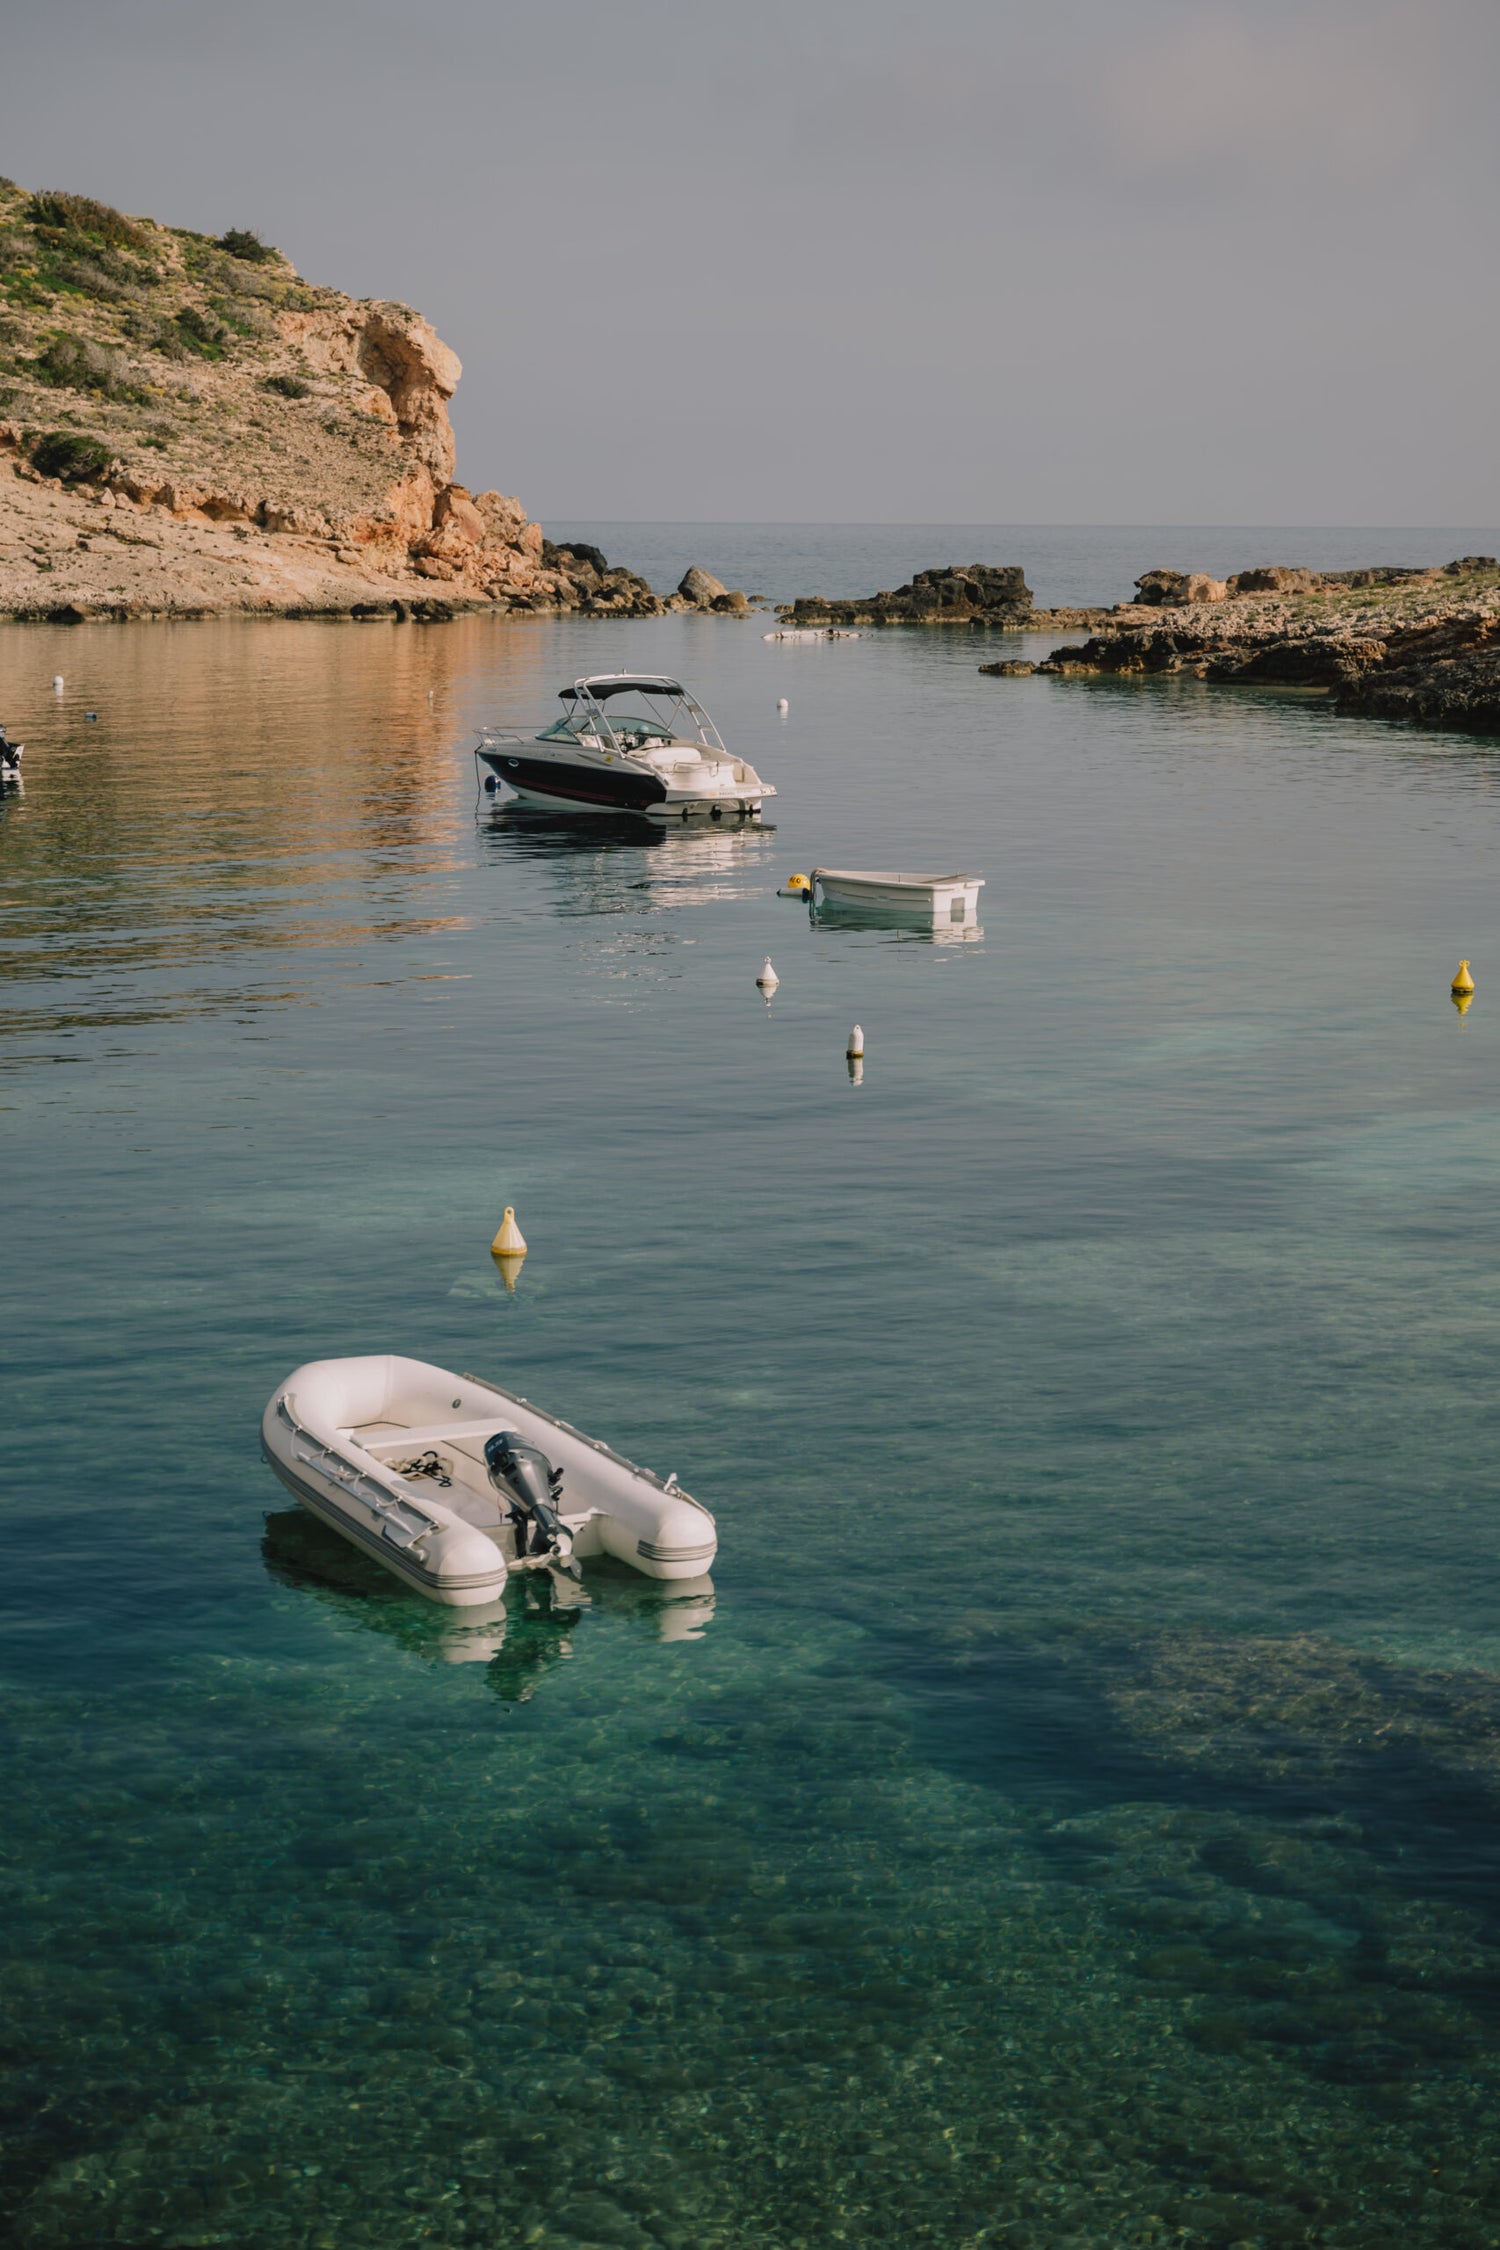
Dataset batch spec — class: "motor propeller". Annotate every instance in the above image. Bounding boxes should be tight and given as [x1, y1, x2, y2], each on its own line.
[483, 1430, 580, 1578]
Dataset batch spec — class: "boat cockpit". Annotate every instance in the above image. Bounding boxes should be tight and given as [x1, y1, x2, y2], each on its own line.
[546, 676, 727, 759]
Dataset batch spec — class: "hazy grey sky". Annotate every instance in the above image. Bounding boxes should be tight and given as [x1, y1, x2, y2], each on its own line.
[3, 0, 1495, 523]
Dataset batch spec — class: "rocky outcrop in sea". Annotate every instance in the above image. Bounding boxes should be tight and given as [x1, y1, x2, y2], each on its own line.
[781, 563, 1035, 628]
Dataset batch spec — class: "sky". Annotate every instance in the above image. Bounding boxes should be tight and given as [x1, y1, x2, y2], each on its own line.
[1, 0, 1495, 525]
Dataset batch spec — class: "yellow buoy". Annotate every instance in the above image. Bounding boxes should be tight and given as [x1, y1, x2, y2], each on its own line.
[786, 873, 810, 893]
[1453, 959, 1476, 995]
[491, 1204, 527, 1255]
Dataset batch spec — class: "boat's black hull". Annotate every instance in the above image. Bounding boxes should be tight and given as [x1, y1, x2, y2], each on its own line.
[479, 749, 668, 812]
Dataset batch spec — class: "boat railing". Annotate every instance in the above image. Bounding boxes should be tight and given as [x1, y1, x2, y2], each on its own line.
[277, 1395, 442, 1549]
[460, 1371, 714, 1523]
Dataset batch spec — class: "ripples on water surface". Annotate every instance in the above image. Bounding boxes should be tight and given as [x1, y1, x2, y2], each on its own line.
[5, 601, 1500, 2247]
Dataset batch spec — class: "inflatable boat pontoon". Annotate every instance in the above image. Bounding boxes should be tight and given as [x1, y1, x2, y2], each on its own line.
[810, 867, 985, 925]
[261, 1356, 717, 1606]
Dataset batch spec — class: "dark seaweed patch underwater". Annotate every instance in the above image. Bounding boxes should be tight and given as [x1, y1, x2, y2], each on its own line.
[5, 596, 1500, 2247]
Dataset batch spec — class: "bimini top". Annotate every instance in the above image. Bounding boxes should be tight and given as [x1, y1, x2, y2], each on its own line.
[559, 675, 686, 703]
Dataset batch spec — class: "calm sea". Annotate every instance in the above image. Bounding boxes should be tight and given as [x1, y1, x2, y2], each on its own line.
[4, 525, 1500, 2247]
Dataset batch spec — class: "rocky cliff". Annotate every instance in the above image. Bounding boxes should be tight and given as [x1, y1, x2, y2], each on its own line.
[0, 181, 671, 621]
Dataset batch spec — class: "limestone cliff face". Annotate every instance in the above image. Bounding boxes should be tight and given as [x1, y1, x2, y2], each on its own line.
[276, 300, 460, 484]
[0, 180, 661, 619]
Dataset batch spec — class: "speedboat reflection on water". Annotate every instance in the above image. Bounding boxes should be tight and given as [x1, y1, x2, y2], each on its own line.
[476, 675, 775, 820]
[262, 1508, 715, 1705]
[482, 808, 776, 917]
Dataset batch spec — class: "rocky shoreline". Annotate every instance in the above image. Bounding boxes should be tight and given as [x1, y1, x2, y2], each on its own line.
[1023, 558, 1500, 737]
[777, 549, 1500, 739]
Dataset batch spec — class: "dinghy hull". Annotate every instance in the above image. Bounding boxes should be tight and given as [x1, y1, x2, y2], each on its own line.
[261, 1357, 717, 1606]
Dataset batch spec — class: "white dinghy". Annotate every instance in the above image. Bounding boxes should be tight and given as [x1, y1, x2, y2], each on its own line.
[262, 1356, 717, 1607]
[810, 867, 985, 926]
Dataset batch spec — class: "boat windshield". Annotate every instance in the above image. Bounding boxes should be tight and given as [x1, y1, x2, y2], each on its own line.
[546, 679, 727, 755]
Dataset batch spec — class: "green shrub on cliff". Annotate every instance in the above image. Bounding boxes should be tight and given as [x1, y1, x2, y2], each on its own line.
[171, 305, 228, 358]
[30, 430, 113, 482]
[26, 192, 148, 252]
[31, 331, 144, 401]
[216, 228, 277, 264]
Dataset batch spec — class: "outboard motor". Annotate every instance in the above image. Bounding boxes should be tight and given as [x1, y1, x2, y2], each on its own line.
[484, 1430, 577, 1573]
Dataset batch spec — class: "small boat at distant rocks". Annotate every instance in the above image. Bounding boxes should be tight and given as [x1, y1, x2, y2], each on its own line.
[810, 867, 985, 926]
[262, 1356, 717, 1606]
[761, 628, 862, 642]
[0, 727, 23, 786]
[476, 674, 774, 819]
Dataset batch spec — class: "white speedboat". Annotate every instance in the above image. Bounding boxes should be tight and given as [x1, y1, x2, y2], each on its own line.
[261, 1355, 717, 1607]
[477, 675, 774, 819]
[0, 728, 23, 787]
[810, 867, 985, 926]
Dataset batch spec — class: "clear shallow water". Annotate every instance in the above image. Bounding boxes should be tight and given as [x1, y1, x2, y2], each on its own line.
[5, 591, 1500, 2246]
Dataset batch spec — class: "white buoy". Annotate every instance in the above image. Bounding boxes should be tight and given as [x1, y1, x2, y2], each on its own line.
[846, 1023, 864, 1058]
[490, 1204, 527, 1255]
[52, 676, 64, 693]
[777, 697, 789, 713]
[757, 956, 780, 991]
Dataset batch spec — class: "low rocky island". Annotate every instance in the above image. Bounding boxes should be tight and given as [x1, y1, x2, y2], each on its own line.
[778, 562, 1109, 632]
[1029, 558, 1500, 736]
[0, 180, 745, 623]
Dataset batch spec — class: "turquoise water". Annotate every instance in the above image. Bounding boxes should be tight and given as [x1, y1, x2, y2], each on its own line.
[5, 593, 1500, 2247]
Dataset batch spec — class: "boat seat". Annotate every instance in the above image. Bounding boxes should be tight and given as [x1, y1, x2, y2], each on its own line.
[361, 1420, 507, 1453]
[349, 1420, 412, 1443]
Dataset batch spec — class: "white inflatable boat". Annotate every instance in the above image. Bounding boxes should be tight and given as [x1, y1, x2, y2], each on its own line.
[810, 867, 985, 925]
[261, 1356, 717, 1607]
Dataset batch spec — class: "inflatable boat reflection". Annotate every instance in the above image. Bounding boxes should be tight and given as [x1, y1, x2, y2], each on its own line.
[810, 900, 983, 945]
[261, 1507, 714, 1703]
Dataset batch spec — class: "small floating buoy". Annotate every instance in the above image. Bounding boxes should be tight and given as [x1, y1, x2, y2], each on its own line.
[52, 675, 64, 693]
[846, 1023, 864, 1058]
[1453, 959, 1475, 995]
[756, 957, 779, 991]
[491, 1204, 527, 1255]
[777, 698, 789, 713]
[786, 872, 809, 893]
